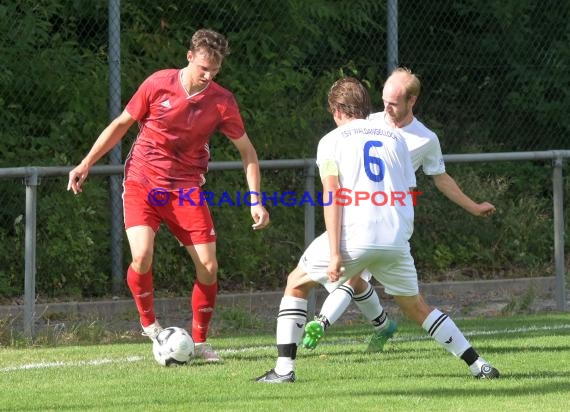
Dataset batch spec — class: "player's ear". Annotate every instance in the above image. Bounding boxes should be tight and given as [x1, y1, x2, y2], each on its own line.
[408, 95, 417, 107]
[186, 50, 193, 63]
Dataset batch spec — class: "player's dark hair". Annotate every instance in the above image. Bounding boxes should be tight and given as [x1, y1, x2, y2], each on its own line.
[189, 29, 230, 64]
[327, 77, 371, 119]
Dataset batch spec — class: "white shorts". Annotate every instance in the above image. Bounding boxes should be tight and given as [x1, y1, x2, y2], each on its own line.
[298, 232, 419, 296]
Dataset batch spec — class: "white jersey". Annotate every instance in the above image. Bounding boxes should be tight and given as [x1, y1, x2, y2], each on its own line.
[316, 118, 416, 249]
[369, 111, 445, 175]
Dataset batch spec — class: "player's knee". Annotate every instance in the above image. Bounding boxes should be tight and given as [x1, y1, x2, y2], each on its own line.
[130, 254, 153, 273]
[399, 296, 432, 325]
[284, 269, 312, 297]
[284, 283, 311, 299]
[205, 260, 218, 276]
[346, 275, 360, 287]
[197, 260, 218, 278]
[353, 277, 370, 294]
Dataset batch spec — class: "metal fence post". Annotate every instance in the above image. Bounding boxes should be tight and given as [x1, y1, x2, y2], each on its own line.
[552, 153, 567, 311]
[304, 162, 316, 248]
[386, 0, 399, 74]
[304, 162, 317, 318]
[108, 0, 123, 294]
[24, 169, 39, 339]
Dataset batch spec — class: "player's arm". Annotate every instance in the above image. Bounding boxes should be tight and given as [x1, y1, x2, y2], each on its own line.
[431, 172, 495, 217]
[67, 110, 136, 194]
[320, 160, 343, 282]
[230, 133, 270, 230]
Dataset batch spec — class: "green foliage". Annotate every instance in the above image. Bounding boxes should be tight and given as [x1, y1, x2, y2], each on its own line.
[412, 161, 555, 280]
[0, 214, 25, 298]
[35, 179, 111, 299]
[0, 1, 109, 167]
[0, 0, 567, 299]
[399, 0, 570, 152]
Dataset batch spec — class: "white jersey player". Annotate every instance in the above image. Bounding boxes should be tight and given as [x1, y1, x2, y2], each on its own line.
[300, 117, 416, 293]
[317, 118, 417, 249]
[309, 69, 497, 352]
[256, 76, 499, 384]
[300, 69, 499, 381]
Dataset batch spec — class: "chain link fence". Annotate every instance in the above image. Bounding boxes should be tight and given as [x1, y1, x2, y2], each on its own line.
[1, 1, 568, 309]
[399, 0, 570, 152]
[0, 180, 25, 298]
[2, 1, 567, 159]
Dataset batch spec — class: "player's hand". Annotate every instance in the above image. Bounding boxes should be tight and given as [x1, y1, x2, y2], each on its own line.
[327, 254, 344, 282]
[473, 202, 496, 217]
[251, 204, 270, 230]
[67, 163, 89, 194]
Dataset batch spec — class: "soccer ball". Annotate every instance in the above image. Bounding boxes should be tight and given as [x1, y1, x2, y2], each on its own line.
[152, 326, 195, 366]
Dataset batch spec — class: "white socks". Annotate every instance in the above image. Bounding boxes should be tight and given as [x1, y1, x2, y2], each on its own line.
[319, 282, 388, 331]
[318, 284, 354, 327]
[275, 296, 307, 375]
[422, 309, 471, 357]
[353, 283, 388, 330]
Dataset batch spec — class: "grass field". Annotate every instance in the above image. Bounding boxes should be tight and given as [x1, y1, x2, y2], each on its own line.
[1, 313, 569, 411]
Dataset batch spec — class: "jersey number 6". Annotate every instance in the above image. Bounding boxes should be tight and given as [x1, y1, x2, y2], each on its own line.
[363, 140, 385, 182]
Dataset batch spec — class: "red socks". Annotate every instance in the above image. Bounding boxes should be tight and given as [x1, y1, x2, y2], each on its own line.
[127, 266, 217, 341]
[191, 280, 218, 343]
[126, 266, 156, 327]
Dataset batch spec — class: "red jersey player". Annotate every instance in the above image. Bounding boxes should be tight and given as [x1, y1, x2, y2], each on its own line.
[67, 29, 270, 361]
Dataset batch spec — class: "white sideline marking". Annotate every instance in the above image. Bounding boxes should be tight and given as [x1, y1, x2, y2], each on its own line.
[222, 323, 570, 351]
[0, 356, 144, 372]
[396, 323, 570, 343]
[2, 323, 570, 372]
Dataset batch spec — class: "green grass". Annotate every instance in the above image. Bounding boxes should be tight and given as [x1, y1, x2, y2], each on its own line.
[1, 313, 570, 411]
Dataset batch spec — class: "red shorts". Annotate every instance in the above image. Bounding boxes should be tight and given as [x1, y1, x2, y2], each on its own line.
[123, 180, 216, 246]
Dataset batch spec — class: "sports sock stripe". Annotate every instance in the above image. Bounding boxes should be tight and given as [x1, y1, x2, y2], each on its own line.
[353, 287, 373, 302]
[278, 309, 307, 318]
[338, 284, 355, 298]
[428, 313, 449, 336]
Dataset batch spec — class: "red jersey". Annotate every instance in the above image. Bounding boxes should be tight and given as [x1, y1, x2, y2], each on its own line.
[124, 69, 245, 189]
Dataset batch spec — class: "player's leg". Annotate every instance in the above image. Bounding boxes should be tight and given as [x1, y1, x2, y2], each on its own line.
[186, 241, 219, 344]
[168, 187, 220, 360]
[315, 275, 364, 329]
[394, 294, 499, 378]
[125, 225, 163, 339]
[316, 283, 354, 328]
[123, 181, 162, 340]
[303, 279, 355, 349]
[375, 248, 499, 378]
[257, 232, 348, 383]
[256, 265, 318, 383]
[303, 275, 365, 347]
[185, 241, 221, 361]
[352, 278, 397, 352]
[306, 271, 395, 351]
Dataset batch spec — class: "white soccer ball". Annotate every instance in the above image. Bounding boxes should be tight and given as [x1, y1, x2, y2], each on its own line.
[152, 326, 195, 366]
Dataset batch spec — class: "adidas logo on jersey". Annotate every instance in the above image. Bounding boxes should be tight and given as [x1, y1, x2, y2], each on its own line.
[160, 99, 172, 108]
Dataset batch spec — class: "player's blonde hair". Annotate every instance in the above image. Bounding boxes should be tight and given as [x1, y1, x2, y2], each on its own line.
[189, 29, 230, 64]
[386, 67, 421, 101]
[327, 77, 371, 119]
